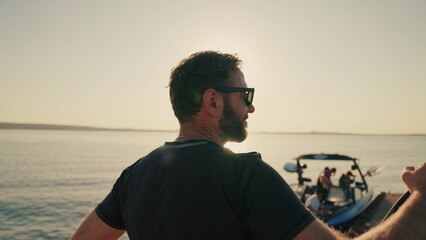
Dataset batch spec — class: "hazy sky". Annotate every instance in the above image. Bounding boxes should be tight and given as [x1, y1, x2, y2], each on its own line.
[1, 1, 425, 134]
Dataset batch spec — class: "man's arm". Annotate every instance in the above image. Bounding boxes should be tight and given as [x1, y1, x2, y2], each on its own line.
[356, 162, 426, 239]
[295, 162, 426, 240]
[357, 191, 425, 239]
[319, 206, 333, 216]
[70, 209, 126, 240]
[305, 205, 318, 215]
[294, 219, 349, 240]
[306, 203, 332, 216]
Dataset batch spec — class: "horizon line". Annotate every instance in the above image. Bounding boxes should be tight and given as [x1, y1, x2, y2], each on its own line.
[1, 122, 425, 137]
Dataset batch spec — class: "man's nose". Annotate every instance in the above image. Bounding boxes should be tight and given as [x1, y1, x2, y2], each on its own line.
[248, 104, 255, 113]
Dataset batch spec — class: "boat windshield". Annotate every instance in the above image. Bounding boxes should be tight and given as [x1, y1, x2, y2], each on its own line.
[326, 186, 351, 202]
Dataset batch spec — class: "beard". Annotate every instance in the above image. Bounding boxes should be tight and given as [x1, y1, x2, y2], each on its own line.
[219, 97, 247, 143]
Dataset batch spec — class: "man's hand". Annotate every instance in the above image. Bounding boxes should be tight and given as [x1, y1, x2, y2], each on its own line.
[402, 161, 426, 194]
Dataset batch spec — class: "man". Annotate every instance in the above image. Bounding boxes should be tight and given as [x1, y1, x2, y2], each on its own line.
[317, 167, 335, 197]
[339, 171, 355, 188]
[305, 189, 332, 217]
[71, 51, 426, 239]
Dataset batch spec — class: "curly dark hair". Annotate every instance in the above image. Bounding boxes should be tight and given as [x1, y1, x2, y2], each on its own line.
[169, 51, 242, 122]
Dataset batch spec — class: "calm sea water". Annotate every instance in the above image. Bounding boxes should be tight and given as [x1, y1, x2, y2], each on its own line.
[1, 129, 425, 239]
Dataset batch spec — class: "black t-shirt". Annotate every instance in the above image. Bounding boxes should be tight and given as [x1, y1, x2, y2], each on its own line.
[96, 140, 314, 240]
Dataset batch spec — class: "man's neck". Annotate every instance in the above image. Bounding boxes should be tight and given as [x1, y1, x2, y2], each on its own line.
[176, 121, 224, 146]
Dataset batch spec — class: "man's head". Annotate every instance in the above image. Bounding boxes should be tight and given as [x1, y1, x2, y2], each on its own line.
[169, 51, 255, 143]
[315, 188, 324, 200]
[324, 167, 330, 174]
[169, 51, 242, 123]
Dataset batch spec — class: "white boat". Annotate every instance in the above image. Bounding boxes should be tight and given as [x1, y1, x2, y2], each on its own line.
[284, 153, 376, 229]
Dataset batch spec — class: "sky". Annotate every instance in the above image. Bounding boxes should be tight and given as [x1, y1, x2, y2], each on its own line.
[1, 1, 425, 135]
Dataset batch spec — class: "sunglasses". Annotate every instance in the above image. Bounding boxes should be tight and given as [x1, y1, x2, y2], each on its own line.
[214, 87, 255, 106]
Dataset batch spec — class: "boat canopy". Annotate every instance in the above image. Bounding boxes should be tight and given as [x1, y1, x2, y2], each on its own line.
[294, 154, 356, 161]
[288, 153, 369, 192]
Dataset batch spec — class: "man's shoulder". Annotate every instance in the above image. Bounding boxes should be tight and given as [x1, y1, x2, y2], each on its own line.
[235, 151, 262, 161]
[123, 140, 264, 177]
[159, 140, 262, 161]
[305, 195, 320, 207]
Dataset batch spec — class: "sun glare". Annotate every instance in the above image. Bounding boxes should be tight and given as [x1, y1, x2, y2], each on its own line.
[224, 142, 247, 153]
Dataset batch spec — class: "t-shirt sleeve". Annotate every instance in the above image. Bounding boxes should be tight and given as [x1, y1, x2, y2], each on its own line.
[243, 160, 315, 240]
[95, 170, 127, 230]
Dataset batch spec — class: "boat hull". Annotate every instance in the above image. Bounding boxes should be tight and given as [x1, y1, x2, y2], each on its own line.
[326, 189, 374, 227]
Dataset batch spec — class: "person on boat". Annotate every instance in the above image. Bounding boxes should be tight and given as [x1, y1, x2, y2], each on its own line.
[71, 51, 426, 240]
[305, 188, 333, 217]
[339, 171, 355, 188]
[317, 167, 335, 196]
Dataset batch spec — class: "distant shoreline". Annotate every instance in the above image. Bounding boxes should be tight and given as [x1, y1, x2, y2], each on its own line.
[1, 122, 425, 136]
[0, 122, 176, 133]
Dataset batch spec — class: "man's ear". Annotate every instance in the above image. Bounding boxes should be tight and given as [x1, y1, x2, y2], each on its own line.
[202, 89, 223, 117]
